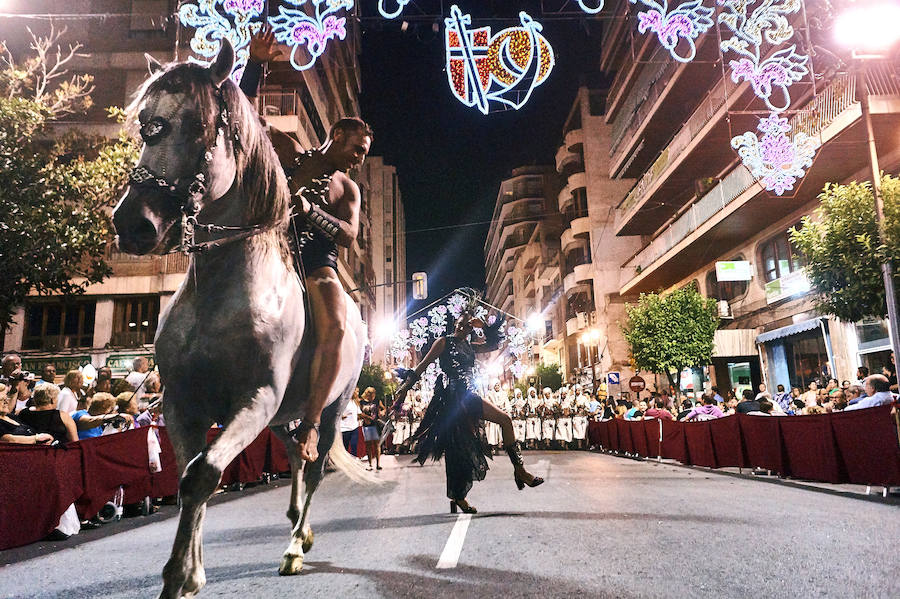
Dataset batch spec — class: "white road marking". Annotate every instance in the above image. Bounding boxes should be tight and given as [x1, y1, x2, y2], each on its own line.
[436, 513, 472, 569]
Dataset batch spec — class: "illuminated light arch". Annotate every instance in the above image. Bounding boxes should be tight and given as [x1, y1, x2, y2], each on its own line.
[178, 0, 265, 79]
[628, 0, 715, 63]
[444, 5, 555, 114]
[378, 0, 412, 19]
[731, 113, 820, 196]
[577, 0, 606, 13]
[269, 0, 354, 71]
[718, 0, 809, 112]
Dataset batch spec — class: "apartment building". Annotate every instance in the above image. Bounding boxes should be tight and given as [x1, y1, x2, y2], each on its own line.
[1, 2, 376, 373]
[601, 0, 900, 394]
[483, 166, 562, 378]
[359, 157, 407, 365]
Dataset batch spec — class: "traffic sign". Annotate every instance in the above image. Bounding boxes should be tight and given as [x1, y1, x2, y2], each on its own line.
[629, 376, 646, 393]
[606, 371, 620, 385]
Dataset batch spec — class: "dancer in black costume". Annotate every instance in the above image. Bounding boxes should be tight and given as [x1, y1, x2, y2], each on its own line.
[393, 293, 544, 514]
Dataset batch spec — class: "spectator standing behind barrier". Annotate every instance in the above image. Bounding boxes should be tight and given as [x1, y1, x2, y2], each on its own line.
[58, 370, 84, 414]
[684, 394, 724, 421]
[125, 357, 151, 404]
[341, 388, 361, 455]
[772, 385, 791, 412]
[87, 366, 112, 399]
[845, 375, 895, 411]
[0, 383, 53, 444]
[16, 385, 78, 443]
[644, 398, 674, 420]
[801, 382, 818, 407]
[72, 393, 133, 439]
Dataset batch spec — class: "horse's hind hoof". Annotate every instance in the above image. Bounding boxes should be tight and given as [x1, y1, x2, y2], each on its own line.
[302, 528, 314, 553]
[279, 554, 304, 576]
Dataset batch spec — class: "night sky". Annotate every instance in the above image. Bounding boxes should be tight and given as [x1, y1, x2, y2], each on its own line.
[358, 1, 604, 316]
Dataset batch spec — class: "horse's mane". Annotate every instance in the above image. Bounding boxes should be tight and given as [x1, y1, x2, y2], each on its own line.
[128, 62, 291, 262]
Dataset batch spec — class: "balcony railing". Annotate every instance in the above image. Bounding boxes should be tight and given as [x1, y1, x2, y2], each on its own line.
[621, 63, 900, 282]
[258, 91, 300, 116]
[609, 46, 674, 157]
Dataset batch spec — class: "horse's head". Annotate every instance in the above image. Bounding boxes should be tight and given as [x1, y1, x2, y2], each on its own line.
[114, 42, 243, 255]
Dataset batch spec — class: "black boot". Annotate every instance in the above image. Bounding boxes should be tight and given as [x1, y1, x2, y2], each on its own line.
[505, 442, 544, 490]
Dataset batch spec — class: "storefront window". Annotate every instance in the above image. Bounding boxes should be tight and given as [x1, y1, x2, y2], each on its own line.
[785, 330, 831, 389]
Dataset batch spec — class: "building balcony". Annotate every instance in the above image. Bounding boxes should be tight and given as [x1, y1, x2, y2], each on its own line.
[557, 184, 572, 212]
[563, 263, 593, 293]
[555, 143, 581, 174]
[565, 128, 584, 152]
[620, 68, 900, 296]
[561, 216, 591, 251]
[537, 261, 559, 287]
[568, 170, 587, 193]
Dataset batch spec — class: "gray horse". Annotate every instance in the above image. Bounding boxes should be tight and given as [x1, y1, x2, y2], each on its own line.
[113, 42, 370, 598]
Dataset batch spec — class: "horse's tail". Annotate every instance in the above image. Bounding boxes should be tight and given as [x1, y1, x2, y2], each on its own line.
[328, 430, 381, 485]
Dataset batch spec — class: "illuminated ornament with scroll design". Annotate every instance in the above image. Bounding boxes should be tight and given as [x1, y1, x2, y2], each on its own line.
[731, 113, 819, 196]
[577, 0, 606, 13]
[378, 0, 412, 19]
[718, 0, 809, 112]
[178, 0, 265, 80]
[269, 0, 354, 71]
[444, 5, 555, 114]
[628, 0, 715, 62]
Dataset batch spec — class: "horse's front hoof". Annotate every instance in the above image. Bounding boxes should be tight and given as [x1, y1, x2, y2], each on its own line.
[301, 528, 314, 553]
[279, 554, 304, 576]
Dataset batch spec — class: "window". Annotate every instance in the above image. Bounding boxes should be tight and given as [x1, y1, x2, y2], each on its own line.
[705, 256, 748, 302]
[759, 228, 805, 282]
[23, 300, 96, 351]
[112, 296, 160, 347]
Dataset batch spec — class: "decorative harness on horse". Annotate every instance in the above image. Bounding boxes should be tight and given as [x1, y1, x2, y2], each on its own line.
[128, 85, 278, 254]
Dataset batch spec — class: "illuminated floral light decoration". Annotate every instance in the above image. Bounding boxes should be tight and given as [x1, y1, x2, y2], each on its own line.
[179, 0, 354, 76]
[628, 0, 715, 63]
[269, 0, 354, 71]
[717, 0, 809, 113]
[731, 114, 819, 196]
[444, 5, 555, 114]
[378, 0, 412, 19]
[717, 0, 817, 195]
[178, 0, 265, 79]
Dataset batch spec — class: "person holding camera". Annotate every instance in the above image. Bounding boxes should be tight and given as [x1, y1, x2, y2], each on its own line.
[0, 383, 53, 444]
[72, 392, 133, 439]
[16, 384, 78, 444]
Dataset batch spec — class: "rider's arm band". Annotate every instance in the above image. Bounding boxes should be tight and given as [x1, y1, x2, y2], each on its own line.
[239, 59, 263, 98]
[306, 204, 342, 241]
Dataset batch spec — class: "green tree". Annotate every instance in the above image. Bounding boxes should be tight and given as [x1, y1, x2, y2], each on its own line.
[621, 286, 719, 390]
[535, 362, 563, 390]
[790, 177, 900, 322]
[0, 28, 138, 332]
[356, 363, 396, 407]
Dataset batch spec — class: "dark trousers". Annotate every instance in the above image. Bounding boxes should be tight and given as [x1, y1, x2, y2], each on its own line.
[342, 429, 358, 455]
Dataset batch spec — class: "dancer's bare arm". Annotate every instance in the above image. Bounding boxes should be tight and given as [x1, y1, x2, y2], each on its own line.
[392, 337, 446, 410]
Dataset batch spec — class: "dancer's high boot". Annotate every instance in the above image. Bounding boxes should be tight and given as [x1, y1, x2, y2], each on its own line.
[505, 442, 545, 490]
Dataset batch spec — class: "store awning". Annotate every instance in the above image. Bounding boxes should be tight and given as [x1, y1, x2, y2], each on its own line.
[756, 318, 825, 344]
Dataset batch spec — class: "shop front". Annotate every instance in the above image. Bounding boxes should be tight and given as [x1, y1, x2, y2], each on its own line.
[758, 318, 835, 391]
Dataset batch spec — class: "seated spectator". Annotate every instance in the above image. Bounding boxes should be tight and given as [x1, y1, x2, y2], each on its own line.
[722, 397, 739, 415]
[0, 383, 53, 444]
[684, 393, 724, 421]
[58, 370, 84, 414]
[825, 390, 848, 412]
[845, 385, 864, 406]
[34, 363, 57, 389]
[676, 399, 695, 421]
[805, 404, 826, 415]
[841, 380, 851, 390]
[5, 370, 36, 414]
[735, 389, 761, 414]
[754, 383, 771, 401]
[845, 374, 895, 411]
[87, 366, 112, 399]
[116, 391, 145, 424]
[624, 399, 642, 420]
[772, 384, 791, 412]
[711, 386, 724, 403]
[747, 400, 775, 416]
[788, 399, 805, 415]
[643, 398, 674, 420]
[801, 382, 818, 407]
[72, 392, 133, 439]
[16, 385, 78, 444]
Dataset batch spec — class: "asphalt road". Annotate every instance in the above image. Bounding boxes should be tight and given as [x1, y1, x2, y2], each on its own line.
[2, 451, 898, 599]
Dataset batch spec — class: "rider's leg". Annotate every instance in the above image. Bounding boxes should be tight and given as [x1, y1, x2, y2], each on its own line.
[296, 268, 346, 462]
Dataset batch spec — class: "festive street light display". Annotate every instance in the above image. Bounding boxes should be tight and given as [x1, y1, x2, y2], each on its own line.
[628, 0, 715, 63]
[577, 0, 606, 14]
[378, 0, 412, 19]
[178, 0, 354, 77]
[444, 5, 555, 114]
[730, 114, 819, 196]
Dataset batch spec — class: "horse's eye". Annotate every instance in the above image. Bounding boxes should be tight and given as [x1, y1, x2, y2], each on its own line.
[181, 116, 204, 139]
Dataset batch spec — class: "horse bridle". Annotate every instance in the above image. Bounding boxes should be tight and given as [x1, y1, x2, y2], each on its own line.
[127, 85, 277, 254]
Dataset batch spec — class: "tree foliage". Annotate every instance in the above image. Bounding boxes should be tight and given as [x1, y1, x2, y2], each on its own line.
[790, 177, 900, 322]
[356, 363, 396, 406]
[535, 362, 563, 390]
[0, 28, 138, 332]
[621, 286, 719, 389]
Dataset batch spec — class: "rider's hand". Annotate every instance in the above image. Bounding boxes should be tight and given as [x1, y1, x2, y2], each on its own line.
[249, 25, 283, 63]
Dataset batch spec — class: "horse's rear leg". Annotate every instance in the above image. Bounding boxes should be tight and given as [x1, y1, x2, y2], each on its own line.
[159, 402, 273, 599]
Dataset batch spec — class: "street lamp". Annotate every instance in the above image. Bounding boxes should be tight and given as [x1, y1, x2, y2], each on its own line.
[835, 2, 900, 368]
